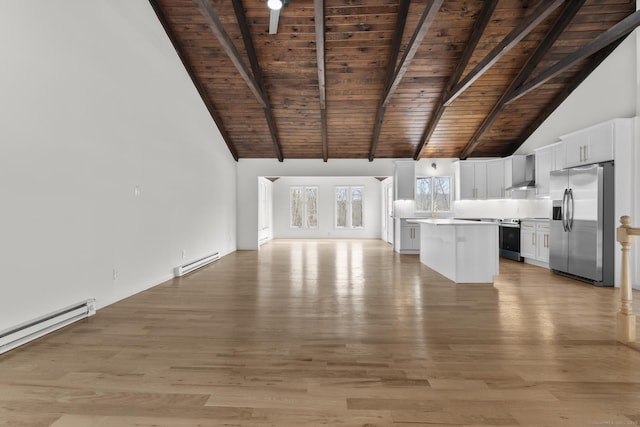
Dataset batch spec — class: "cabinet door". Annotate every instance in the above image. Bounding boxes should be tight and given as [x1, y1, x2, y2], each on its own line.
[503, 157, 513, 191]
[520, 223, 536, 259]
[563, 133, 587, 168]
[474, 161, 487, 199]
[551, 143, 565, 171]
[410, 225, 421, 250]
[536, 229, 550, 263]
[395, 162, 415, 200]
[458, 162, 476, 200]
[585, 122, 614, 164]
[486, 159, 504, 199]
[535, 147, 552, 198]
[400, 226, 413, 251]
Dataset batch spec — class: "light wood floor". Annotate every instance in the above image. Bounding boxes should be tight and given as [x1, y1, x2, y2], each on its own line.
[2, 239, 640, 427]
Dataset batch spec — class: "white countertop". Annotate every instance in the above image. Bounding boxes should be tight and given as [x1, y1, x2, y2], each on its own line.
[521, 218, 550, 222]
[407, 219, 499, 226]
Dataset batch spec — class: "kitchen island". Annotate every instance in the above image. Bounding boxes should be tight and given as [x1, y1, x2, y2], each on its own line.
[409, 219, 499, 283]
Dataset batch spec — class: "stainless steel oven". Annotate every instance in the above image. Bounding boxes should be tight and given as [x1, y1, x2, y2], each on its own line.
[499, 219, 522, 261]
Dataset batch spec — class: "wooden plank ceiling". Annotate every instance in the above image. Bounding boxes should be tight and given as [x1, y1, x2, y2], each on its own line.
[150, 0, 638, 161]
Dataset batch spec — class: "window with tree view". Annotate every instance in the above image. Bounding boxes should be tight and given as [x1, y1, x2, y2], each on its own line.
[335, 186, 363, 228]
[290, 186, 318, 228]
[416, 177, 450, 212]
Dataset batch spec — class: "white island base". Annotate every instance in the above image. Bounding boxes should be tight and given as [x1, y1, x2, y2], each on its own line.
[410, 219, 499, 283]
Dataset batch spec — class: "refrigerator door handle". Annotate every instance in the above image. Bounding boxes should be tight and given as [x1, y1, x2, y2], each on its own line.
[568, 188, 574, 232]
[562, 189, 568, 232]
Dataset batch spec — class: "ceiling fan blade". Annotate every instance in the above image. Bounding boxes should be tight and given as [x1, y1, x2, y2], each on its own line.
[269, 8, 280, 34]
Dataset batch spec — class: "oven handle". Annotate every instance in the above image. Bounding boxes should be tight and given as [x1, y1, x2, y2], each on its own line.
[499, 224, 521, 228]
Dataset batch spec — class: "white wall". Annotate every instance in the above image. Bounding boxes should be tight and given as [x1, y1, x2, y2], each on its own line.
[237, 159, 398, 249]
[272, 177, 381, 239]
[0, 1, 237, 331]
[515, 33, 637, 152]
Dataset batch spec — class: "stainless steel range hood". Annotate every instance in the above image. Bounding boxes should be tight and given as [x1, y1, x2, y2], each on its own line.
[506, 154, 536, 190]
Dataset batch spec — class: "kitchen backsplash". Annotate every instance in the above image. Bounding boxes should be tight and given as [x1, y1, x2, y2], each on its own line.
[454, 198, 551, 219]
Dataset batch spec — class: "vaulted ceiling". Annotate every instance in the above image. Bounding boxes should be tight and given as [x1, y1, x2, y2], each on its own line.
[150, 0, 638, 161]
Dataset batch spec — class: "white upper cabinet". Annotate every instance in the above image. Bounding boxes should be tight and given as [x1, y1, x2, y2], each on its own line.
[535, 142, 565, 198]
[456, 156, 529, 200]
[551, 142, 565, 171]
[486, 159, 504, 199]
[535, 145, 552, 198]
[562, 121, 614, 168]
[394, 161, 415, 200]
[454, 161, 487, 200]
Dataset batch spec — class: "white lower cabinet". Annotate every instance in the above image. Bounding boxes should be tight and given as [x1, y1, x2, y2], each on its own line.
[394, 218, 421, 254]
[401, 225, 420, 251]
[536, 227, 550, 262]
[520, 223, 536, 259]
[520, 220, 550, 267]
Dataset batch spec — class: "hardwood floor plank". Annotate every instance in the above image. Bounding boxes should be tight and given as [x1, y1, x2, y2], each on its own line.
[1, 239, 639, 426]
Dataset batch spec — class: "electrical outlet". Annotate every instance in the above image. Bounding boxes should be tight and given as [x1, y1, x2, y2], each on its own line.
[112, 269, 118, 280]
[134, 186, 140, 197]
[182, 249, 186, 258]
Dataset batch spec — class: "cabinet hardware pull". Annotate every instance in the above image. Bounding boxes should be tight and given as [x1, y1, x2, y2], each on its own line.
[532, 233, 535, 245]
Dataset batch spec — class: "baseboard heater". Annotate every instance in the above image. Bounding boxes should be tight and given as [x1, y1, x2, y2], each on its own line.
[0, 299, 96, 355]
[174, 252, 219, 277]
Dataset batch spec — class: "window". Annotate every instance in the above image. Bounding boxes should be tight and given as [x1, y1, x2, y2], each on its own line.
[290, 186, 318, 228]
[335, 186, 364, 228]
[416, 176, 450, 212]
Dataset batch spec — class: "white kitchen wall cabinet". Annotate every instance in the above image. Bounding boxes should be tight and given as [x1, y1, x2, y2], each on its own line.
[534, 146, 552, 198]
[551, 142, 566, 170]
[562, 121, 615, 168]
[503, 155, 527, 197]
[535, 142, 565, 198]
[394, 161, 415, 200]
[454, 161, 487, 200]
[486, 159, 504, 199]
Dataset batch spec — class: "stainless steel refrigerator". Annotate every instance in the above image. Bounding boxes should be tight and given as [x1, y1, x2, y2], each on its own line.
[549, 162, 614, 286]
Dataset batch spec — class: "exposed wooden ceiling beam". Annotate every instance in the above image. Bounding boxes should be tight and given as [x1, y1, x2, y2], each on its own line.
[507, 9, 640, 105]
[232, 0, 264, 92]
[508, 39, 624, 156]
[381, 0, 444, 108]
[367, 0, 417, 162]
[148, 0, 238, 161]
[314, 0, 328, 162]
[231, 0, 284, 161]
[458, 0, 585, 159]
[443, 0, 565, 107]
[193, 0, 268, 108]
[413, 0, 498, 160]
